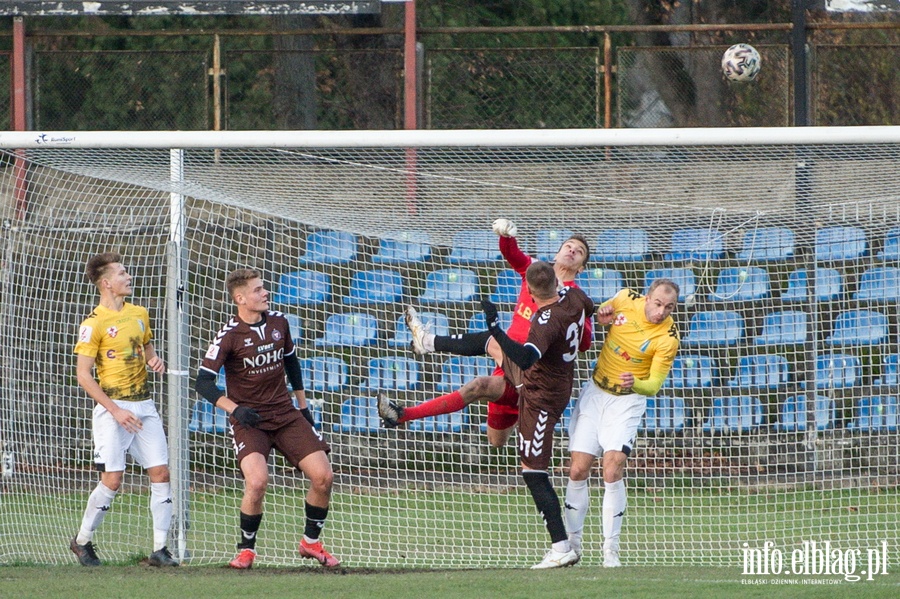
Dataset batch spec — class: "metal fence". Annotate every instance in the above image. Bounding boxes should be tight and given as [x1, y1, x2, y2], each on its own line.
[9, 25, 900, 130]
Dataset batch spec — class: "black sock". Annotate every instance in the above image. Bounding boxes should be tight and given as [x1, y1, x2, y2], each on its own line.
[238, 512, 262, 550]
[434, 331, 492, 356]
[523, 470, 567, 544]
[304, 502, 329, 541]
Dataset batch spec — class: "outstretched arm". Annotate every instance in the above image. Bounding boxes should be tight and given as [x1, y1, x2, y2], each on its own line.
[481, 300, 540, 370]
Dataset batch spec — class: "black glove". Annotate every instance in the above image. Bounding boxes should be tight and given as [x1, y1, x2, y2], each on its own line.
[299, 407, 316, 428]
[481, 299, 501, 332]
[232, 405, 261, 428]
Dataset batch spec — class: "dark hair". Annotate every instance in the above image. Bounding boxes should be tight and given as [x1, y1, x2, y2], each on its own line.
[226, 268, 262, 298]
[526, 260, 558, 301]
[86, 252, 123, 286]
[648, 277, 680, 298]
[560, 233, 591, 268]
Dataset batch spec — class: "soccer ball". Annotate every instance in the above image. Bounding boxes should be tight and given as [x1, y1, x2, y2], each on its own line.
[722, 43, 761, 82]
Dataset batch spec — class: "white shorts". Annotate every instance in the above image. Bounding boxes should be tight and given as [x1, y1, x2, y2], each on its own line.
[567, 381, 646, 457]
[92, 399, 169, 472]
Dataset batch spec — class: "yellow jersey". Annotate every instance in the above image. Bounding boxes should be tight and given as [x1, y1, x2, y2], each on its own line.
[592, 289, 680, 396]
[74, 302, 153, 401]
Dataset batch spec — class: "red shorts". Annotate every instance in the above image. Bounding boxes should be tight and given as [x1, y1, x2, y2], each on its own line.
[486, 365, 520, 431]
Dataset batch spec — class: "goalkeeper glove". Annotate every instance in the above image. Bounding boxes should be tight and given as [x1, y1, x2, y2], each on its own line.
[480, 299, 502, 332]
[491, 218, 518, 238]
[232, 405, 261, 428]
[299, 407, 316, 428]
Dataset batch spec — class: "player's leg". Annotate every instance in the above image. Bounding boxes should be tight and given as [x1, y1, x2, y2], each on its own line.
[518, 401, 577, 569]
[229, 425, 273, 569]
[594, 392, 645, 568]
[406, 306, 491, 356]
[378, 374, 506, 428]
[564, 382, 604, 558]
[71, 403, 131, 566]
[278, 418, 340, 567]
[130, 401, 177, 566]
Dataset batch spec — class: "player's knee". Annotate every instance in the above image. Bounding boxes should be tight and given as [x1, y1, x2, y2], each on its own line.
[309, 467, 333, 493]
[486, 427, 511, 448]
[147, 465, 170, 483]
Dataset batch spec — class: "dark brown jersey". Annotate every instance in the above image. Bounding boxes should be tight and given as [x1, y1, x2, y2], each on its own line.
[519, 285, 594, 416]
[199, 310, 298, 426]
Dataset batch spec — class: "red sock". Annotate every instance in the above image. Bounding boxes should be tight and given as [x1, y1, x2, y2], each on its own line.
[400, 391, 466, 422]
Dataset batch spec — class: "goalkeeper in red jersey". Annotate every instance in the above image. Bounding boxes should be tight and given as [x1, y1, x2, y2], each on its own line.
[378, 219, 592, 448]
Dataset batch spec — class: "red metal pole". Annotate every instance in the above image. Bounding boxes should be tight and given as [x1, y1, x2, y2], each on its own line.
[12, 17, 28, 221]
[404, 1, 418, 215]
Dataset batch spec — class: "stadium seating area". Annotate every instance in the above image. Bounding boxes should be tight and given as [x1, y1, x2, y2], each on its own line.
[190, 223, 900, 441]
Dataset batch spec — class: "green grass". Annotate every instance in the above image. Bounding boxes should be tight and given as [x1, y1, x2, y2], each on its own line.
[1, 565, 898, 599]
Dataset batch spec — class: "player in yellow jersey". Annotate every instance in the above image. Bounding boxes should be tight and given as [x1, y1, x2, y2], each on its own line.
[564, 278, 680, 568]
[70, 252, 177, 567]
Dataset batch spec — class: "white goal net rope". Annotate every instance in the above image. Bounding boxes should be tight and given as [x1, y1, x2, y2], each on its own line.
[0, 128, 898, 569]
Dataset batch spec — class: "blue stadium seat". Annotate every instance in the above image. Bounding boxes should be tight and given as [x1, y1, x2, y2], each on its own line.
[702, 396, 763, 434]
[436, 356, 496, 393]
[372, 231, 432, 265]
[737, 227, 795, 262]
[343, 269, 405, 305]
[815, 225, 867, 262]
[388, 311, 451, 348]
[467, 311, 513, 333]
[577, 268, 624, 304]
[778, 395, 835, 432]
[299, 356, 349, 393]
[408, 409, 468, 434]
[332, 397, 382, 434]
[754, 310, 809, 346]
[299, 230, 358, 265]
[665, 354, 716, 389]
[728, 354, 789, 389]
[874, 354, 899, 386]
[664, 228, 724, 262]
[815, 353, 861, 389]
[853, 266, 900, 303]
[643, 396, 687, 434]
[644, 268, 696, 303]
[189, 399, 228, 434]
[782, 268, 843, 303]
[536, 228, 574, 261]
[708, 266, 771, 302]
[417, 268, 479, 303]
[681, 310, 744, 347]
[491, 269, 523, 304]
[595, 229, 650, 262]
[315, 313, 379, 347]
[284, 313, 304, 343]
[446, 230, 502, 264]
[274, 270, 331, 305]
[877, 227, 900, 262]
[847, 396, 899, 433]
[825, 310, 889, 346]
[361, 356, 421, 391]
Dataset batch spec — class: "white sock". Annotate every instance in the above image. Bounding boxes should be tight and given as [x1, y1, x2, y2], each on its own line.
[552, 539, 571, 554]
[602, 479, 626, 548]
[150, 482, 173, 551]
[423, 333, 436, 352]
[564, 478, 589, 543]
[77, 482, 117, 544]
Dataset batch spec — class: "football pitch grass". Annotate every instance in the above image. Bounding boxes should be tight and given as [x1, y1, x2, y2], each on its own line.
[1, 564, 898, 599]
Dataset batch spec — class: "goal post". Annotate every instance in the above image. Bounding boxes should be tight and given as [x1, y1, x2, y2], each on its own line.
[0, 127, 898, 569]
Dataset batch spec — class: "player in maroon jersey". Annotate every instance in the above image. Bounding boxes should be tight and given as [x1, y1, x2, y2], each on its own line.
[379, 219, 591, 448]
[194, 268, 339, 570]
[482, 260, 594, 569]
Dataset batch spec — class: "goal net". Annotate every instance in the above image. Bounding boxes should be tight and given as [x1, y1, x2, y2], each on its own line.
[0, 128, 898, 570]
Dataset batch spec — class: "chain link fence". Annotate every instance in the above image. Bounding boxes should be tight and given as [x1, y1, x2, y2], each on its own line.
[11, 27, 900, 130]
[425, 47, 604, 129]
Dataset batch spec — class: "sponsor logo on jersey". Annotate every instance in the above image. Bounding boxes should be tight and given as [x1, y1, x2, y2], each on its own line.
[79, 325, 93, 343]
[257, 343, 274, 353]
